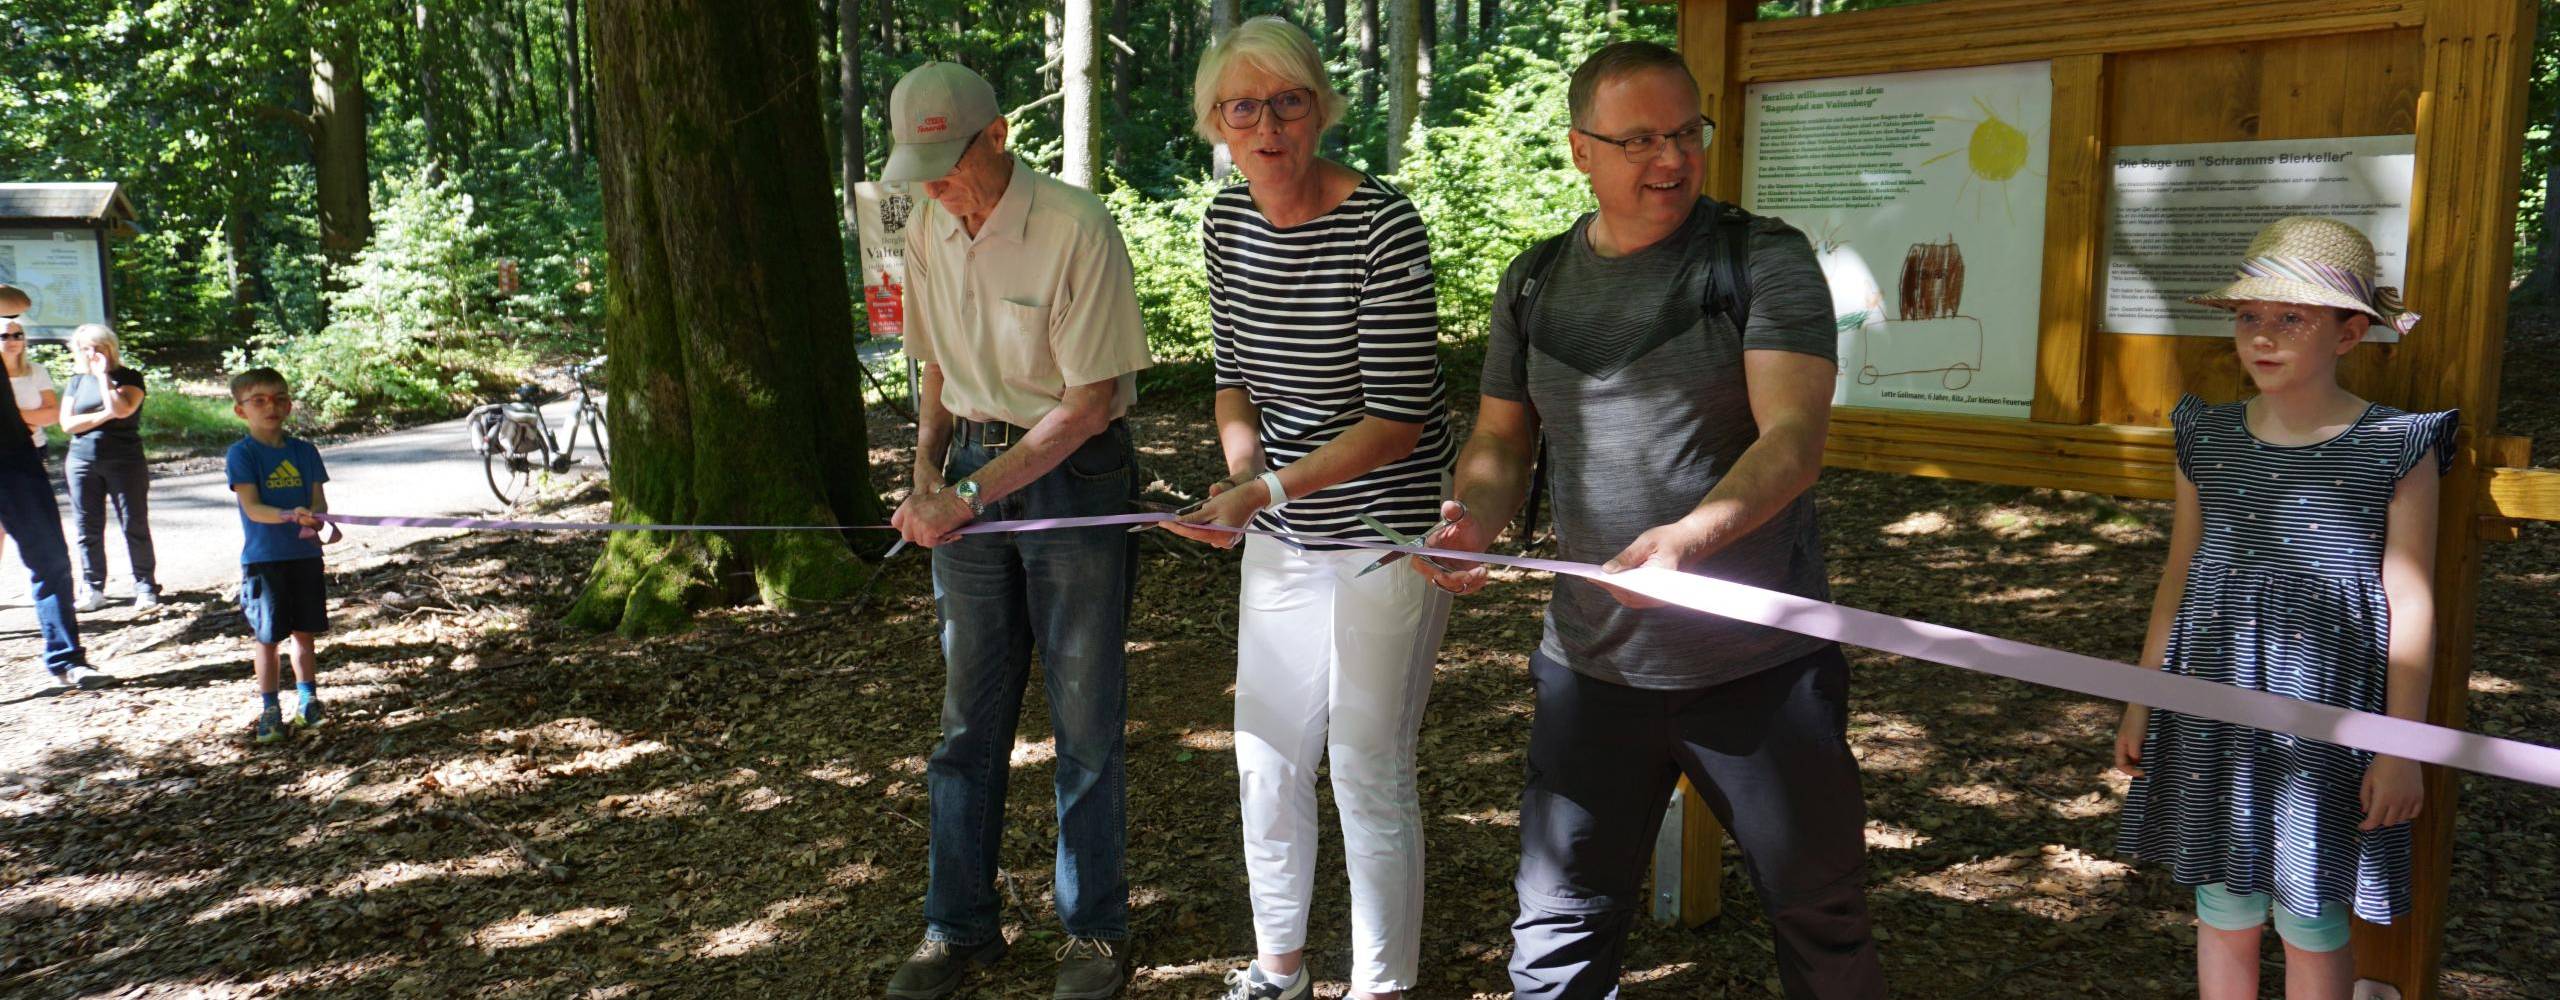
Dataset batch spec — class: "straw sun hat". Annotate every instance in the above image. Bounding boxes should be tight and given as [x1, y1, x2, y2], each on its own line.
[2188, 216, 2420, 335]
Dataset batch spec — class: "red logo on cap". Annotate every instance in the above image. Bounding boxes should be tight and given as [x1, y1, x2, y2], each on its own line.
[916, 115, 948, 134]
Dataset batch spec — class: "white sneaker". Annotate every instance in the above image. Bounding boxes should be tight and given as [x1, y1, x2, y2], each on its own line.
[1220, 965, 1310, 1000]
[74, 592, 106, 613]
[53, 664, 114, 690]
[131, 590, 160, 610]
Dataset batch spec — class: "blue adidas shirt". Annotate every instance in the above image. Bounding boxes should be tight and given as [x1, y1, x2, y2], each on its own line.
[227, 435, 331, 564]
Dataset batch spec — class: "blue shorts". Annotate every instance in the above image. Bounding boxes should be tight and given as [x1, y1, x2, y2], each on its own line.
[240, 557, 328, 644]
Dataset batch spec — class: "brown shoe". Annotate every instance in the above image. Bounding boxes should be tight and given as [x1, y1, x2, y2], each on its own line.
[887, 936, 1007, 999]
[1051, 937, 1126, 999]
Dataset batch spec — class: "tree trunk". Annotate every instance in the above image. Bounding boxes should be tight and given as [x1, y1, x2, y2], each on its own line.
[1358, 0, 1379, 158]
[1109, 0, 1132, 174]
[561, 0, 584, 155]
[1062, 0, 1099, 189]
[416, 2, 444, 172]
[1416, 0, 1433, 113]
[1385, 0, 1415, 173]
[1324, 0, 1345, 51]
[310, 14, 371, 260]
[1450, 0, 1465, 46]
[578, 0, 599, 153]
[513, 0, 544, 131]
[2513, 101, 2560, 306]
[1478, 0, 1495, 40]
[1043, 11, 1062, 100]
[573, 0, 887, 637]
[1209, 0, 1241, 178]
[840, 0, 864, 232]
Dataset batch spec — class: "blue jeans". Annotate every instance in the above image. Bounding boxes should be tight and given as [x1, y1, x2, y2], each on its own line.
[0, 448, 87, 675]
[923, 421, 1137, 945]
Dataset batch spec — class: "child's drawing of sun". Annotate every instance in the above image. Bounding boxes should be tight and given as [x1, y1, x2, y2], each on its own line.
[1919, 95, 2041, 225]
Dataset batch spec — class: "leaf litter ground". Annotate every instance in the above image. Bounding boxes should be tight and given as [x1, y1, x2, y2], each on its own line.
[2, 340, 2555, 999]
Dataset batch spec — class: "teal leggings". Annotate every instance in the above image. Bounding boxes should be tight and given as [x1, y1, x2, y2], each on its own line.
[2195, 883, 2349, 953]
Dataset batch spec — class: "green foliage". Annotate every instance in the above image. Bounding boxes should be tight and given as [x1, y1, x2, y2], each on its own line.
[234, 150, 597, 426]
[1103, 174, 1220, 363]
[1101, 0, 1658, 356]
[1395, 3, 1644, 341]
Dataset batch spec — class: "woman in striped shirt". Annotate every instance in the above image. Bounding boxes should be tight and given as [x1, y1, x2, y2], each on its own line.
[1162, 16, 1454, 1000]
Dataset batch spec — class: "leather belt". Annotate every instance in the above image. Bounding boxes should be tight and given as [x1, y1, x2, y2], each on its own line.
[953, 416, 1036, 450]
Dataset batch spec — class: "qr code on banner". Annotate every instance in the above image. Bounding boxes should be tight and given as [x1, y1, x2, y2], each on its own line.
[879, 193, 913, 236]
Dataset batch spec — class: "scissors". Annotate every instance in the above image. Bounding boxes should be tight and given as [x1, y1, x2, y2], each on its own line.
[1130, 466, 1272, 533]
[850, 538, 910, 616]
[1355, 500, 1467, 577]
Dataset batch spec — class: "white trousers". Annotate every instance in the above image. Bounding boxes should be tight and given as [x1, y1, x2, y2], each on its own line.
[1234, 533, 1452, 993]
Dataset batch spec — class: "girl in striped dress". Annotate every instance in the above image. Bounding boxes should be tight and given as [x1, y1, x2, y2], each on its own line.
[2113, 216, 2454, 1000]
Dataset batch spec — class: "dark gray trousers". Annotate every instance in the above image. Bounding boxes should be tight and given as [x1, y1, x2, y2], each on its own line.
[66, 450, 156, 595]
[1509, 644, 1884, 1000]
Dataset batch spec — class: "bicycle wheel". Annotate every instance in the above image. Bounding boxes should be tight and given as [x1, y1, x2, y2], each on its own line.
[486, 430, 551, 506]
[581, 403, 609, 467]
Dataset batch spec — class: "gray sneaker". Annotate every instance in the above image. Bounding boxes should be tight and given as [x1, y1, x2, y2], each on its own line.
[887, 936, 1008, 1000]
[131, 590, 160, 611]
[1051, 937, 1126, 1000]
[1220, 965, 1310, 1000]
[73, 591, 106, 613]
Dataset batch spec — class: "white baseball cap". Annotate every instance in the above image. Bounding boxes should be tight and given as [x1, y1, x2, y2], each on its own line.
[881, 62, 1000, 183]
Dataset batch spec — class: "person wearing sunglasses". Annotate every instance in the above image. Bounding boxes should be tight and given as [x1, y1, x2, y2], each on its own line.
[0, 284, 108, 692]
[878, 61, 1152, 1000]
[0, 304, 61, 607]
[1160, 16, 1454, 1000]
[1410, 42, 1883, 998]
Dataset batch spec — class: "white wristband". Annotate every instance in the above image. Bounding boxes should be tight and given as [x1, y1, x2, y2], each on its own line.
[1257, 469, 1289, 509]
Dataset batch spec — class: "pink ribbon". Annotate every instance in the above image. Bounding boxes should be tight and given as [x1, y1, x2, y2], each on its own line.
[312, 511, 2560, 789]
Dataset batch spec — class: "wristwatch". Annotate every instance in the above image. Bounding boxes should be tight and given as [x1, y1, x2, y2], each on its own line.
[952, 478, 985, 517]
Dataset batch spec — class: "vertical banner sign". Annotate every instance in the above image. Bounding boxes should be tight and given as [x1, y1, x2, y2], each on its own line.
[2102, 135, 2416, 339]
[1744, 61, 2053, 418]
[854, 181, 916, 338]
[0, 230, 110, 340]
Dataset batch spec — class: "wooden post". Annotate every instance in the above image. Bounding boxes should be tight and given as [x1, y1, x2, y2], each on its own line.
[2358, 1, 2535, 995]
[2028, 53, 2105, 425]
[1681, 0, 1750, 204]
[1653, 0, 1758, 929]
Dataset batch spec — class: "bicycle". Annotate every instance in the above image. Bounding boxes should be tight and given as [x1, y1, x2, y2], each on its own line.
[468, 357, 608, 506]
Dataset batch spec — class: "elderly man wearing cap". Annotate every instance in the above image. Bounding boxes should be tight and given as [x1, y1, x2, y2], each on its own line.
[882, 62, 1153, 1000]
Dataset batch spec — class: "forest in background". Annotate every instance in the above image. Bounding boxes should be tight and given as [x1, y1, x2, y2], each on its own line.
[28, 0, 2560, 429]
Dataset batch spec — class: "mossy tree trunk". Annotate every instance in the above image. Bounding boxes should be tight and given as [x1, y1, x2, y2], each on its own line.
[569, 0, 886, 638]
[310, 12, 372, 262]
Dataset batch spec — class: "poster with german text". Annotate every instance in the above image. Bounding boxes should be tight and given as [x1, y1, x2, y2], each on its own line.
[2103, 135, 2415, 340]
[1744, 61, 2052, 418]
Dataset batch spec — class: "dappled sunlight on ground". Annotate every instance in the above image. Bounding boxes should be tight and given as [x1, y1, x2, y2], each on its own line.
[0, 376, 2549, 998]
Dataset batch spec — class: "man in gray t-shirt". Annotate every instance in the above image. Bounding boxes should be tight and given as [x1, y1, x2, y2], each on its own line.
[1417, 41, 1883, 999]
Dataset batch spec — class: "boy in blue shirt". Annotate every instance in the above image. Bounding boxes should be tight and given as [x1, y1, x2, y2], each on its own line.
[225, 367, 331, 744]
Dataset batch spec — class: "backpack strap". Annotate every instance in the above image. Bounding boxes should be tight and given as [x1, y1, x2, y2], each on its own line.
[1506, 232, 1573, 395]
[1505, 232, 1570, 545]
[1505, 204, 1757, 545]
[1707, 200, 1754, 338]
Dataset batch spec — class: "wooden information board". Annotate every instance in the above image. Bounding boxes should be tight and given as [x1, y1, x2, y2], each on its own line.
[1668, 1, 2555, 993]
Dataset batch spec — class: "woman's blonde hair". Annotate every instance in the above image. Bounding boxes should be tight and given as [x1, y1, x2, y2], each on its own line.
[1191, 16, 1346, 146]
[71, 324, 120, 370]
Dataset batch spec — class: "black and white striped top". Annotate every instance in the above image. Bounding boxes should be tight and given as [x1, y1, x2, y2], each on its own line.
[1205, 176, 1452, 547]
[2118, 394, 2459, 925]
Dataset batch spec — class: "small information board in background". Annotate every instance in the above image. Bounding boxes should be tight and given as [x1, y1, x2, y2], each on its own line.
[854, 181, 915, 339]
[2103, 134, 2415, 339]
[0, 230, 109, 339]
